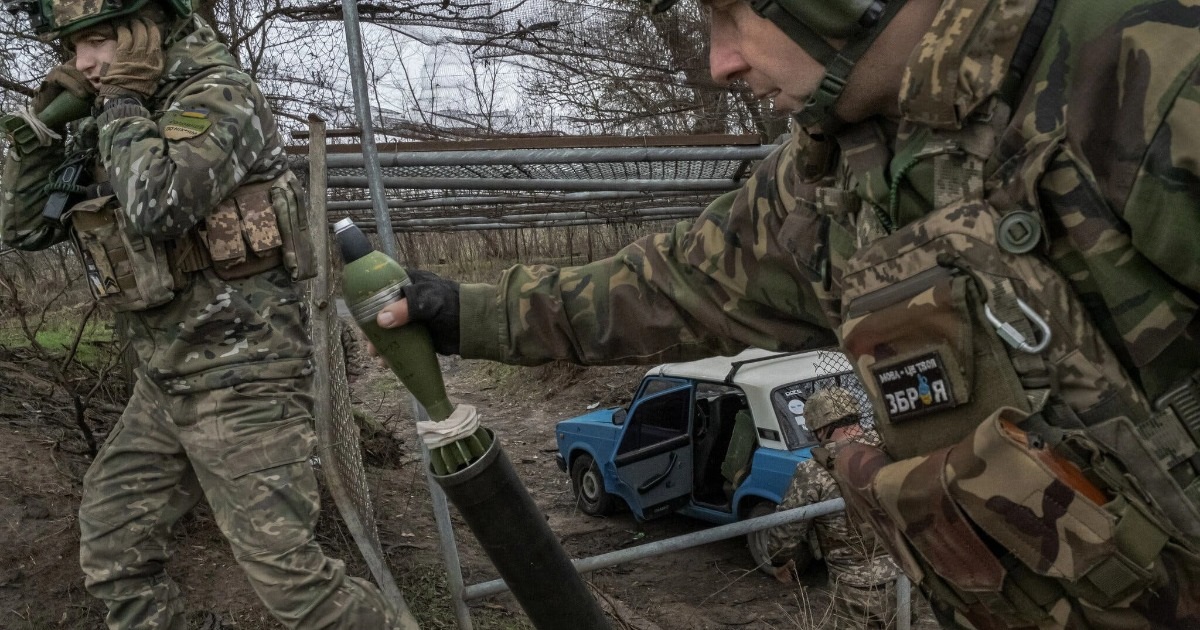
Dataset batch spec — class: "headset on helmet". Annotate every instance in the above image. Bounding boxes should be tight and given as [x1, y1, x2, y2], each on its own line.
[3, 0, 192, 41]
[645, 0, 906, 130]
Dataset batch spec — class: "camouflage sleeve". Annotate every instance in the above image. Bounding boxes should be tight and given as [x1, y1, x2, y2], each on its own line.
[457, 138, 837, 365]
[765, 459, 824, 560]
[0, 140, 70, 250]
[96, 69, 274, 240]
[1123, 61, 1200, 294]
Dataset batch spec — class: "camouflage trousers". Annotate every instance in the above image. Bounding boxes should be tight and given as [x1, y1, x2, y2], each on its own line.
[828, 576, 916, 630]
[78, 373, 399, 629]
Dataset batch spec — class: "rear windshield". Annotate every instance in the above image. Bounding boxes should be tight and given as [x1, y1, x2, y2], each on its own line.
[771, 372, 869, 449]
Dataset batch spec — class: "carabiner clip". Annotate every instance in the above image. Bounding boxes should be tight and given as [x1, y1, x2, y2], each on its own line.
[984, 299, 1051, 354]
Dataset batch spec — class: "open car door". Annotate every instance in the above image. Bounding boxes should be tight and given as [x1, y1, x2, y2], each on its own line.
[613, 385, 694, 520]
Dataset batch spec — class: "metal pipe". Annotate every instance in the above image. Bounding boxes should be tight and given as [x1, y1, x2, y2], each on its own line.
[306, 115, 420, 629]
[436, 432, 610, 629]
[896, 573, 912, 630]
[327, 176, 740, 192]
[351, 216, 697, 233]
[339, 0, 396, 258]
[324, 145, 776, 168]
[340, 207, 703, 227]
[417, 399, 474, 630]
[326, 190, 695, 211]
[462, 498, 846, 600]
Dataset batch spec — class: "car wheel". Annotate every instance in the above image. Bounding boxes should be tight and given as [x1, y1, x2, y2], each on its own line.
[570, 453, 615, 516]
[746, 501, 814, 577]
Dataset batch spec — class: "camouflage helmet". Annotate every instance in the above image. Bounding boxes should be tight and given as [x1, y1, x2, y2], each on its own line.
[645, 0, 907, 130]
[805, 386, 861, 435]
[3, 0, 192, 41]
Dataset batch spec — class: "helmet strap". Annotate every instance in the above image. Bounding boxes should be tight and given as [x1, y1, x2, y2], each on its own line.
[779, 0, 909, 131]
[162, 12, 195, 48]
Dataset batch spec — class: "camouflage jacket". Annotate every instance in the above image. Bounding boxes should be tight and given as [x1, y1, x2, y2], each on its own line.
[1, 18, 309, 392]
[456, 0, 1200, 405]
[767, 441, 900, 588]
[2, 17, 290, 247]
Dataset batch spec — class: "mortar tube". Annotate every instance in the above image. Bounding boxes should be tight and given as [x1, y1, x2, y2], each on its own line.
[433, 429, 609, 630]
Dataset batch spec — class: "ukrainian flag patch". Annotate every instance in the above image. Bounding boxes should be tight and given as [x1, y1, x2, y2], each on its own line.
[161, 108, 212, 140]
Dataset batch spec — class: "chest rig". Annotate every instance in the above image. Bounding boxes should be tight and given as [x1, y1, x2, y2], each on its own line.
[66, 165, 316, 312]
[799, 1, 1200, 623]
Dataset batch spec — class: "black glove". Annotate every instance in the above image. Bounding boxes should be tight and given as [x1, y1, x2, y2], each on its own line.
[401, 268, 461, 356]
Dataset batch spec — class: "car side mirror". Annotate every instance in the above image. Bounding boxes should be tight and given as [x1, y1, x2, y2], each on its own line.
[612, 408, 627, 426]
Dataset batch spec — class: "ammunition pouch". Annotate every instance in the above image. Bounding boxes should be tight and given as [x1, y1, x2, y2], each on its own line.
[202, 170, 315, 282]
[69, 194, 178, 312]
[67, 170, 316, 312]
[832, 408, 1170, 627]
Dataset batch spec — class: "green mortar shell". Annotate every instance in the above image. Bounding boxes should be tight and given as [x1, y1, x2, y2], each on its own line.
[1, 90, 91, 155]
[342, 251, 455, 422]
[429, 426, 494, 476]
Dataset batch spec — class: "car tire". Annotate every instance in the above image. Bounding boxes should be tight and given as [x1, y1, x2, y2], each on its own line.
[746, 501, 814, 577]
[570, 453, 616, 516]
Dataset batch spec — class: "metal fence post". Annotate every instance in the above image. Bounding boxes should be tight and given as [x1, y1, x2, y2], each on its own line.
[338, 0, 397, 259]
[413, 398, 474, 630]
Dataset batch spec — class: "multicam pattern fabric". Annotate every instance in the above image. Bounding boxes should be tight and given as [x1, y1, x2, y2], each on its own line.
[828, 579, 916, 630]
[52, 0, 107, 29]
[79, 371, 397, 629]
[98, 18, 290, 241]
[455, 0, 1200, 626]
[2, 14, 402, 629]
[767, 452, 901, 589]
[3, 18, 299, 390]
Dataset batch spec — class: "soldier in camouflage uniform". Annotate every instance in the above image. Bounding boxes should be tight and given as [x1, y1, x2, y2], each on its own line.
[381, 0, 1200, 627]
[766, 387, 910, 629]
[0, 2, 411, 628]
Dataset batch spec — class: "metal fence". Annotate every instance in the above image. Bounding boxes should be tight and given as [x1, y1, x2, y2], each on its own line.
[304, 117, 415, 618]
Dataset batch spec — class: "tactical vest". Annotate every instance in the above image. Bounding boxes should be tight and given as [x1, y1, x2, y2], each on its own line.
[803, 10, 1200, 622]
[67, 168, 316, 312]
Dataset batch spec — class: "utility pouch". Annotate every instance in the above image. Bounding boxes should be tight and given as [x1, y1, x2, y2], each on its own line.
[201, 172, 315, 282]
[67, 195, 177, 312]
[834, 407, 1170, 626]
[839, 203, 1033, 458]
[271, 170, 316, 282]
[202, 180, 284, 280]
[945, 410, 1166, 607]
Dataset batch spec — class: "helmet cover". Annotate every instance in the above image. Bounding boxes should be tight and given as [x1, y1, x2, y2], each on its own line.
[805, 386, 861, 434]
[4, 0, 191, 41]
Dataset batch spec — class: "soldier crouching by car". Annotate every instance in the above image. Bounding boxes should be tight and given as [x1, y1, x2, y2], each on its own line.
[766, 387, 914, 630]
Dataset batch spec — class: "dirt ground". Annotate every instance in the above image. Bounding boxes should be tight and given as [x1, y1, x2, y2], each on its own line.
[0, 337, 938, 629]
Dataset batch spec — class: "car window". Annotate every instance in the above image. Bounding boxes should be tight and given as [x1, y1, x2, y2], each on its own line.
[771, 372, 870, 449]
[695, 382, 739, 398]
[636, 376, 687, 401]
[618, 387, 691, 455]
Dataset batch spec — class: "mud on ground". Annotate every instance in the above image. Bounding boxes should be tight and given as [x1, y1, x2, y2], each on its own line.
[0, 340, 937, 629]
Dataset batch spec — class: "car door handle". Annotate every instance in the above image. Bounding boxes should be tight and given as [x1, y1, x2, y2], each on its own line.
[637, 452, 678, 494]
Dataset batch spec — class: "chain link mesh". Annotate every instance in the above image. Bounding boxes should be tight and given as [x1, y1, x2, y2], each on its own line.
[810, 349, 881, 445]
[311, 311, 407, 604]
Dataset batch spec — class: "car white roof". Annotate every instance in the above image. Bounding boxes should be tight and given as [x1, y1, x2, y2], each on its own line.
[645, 347, 848, 394]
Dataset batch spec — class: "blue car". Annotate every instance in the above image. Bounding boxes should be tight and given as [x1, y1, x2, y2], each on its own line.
[555, 348, 865, 570]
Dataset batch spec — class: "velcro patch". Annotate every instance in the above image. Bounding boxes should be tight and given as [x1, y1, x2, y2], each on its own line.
[161, 108, 212, 140]
[872, 352, 955, 422]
